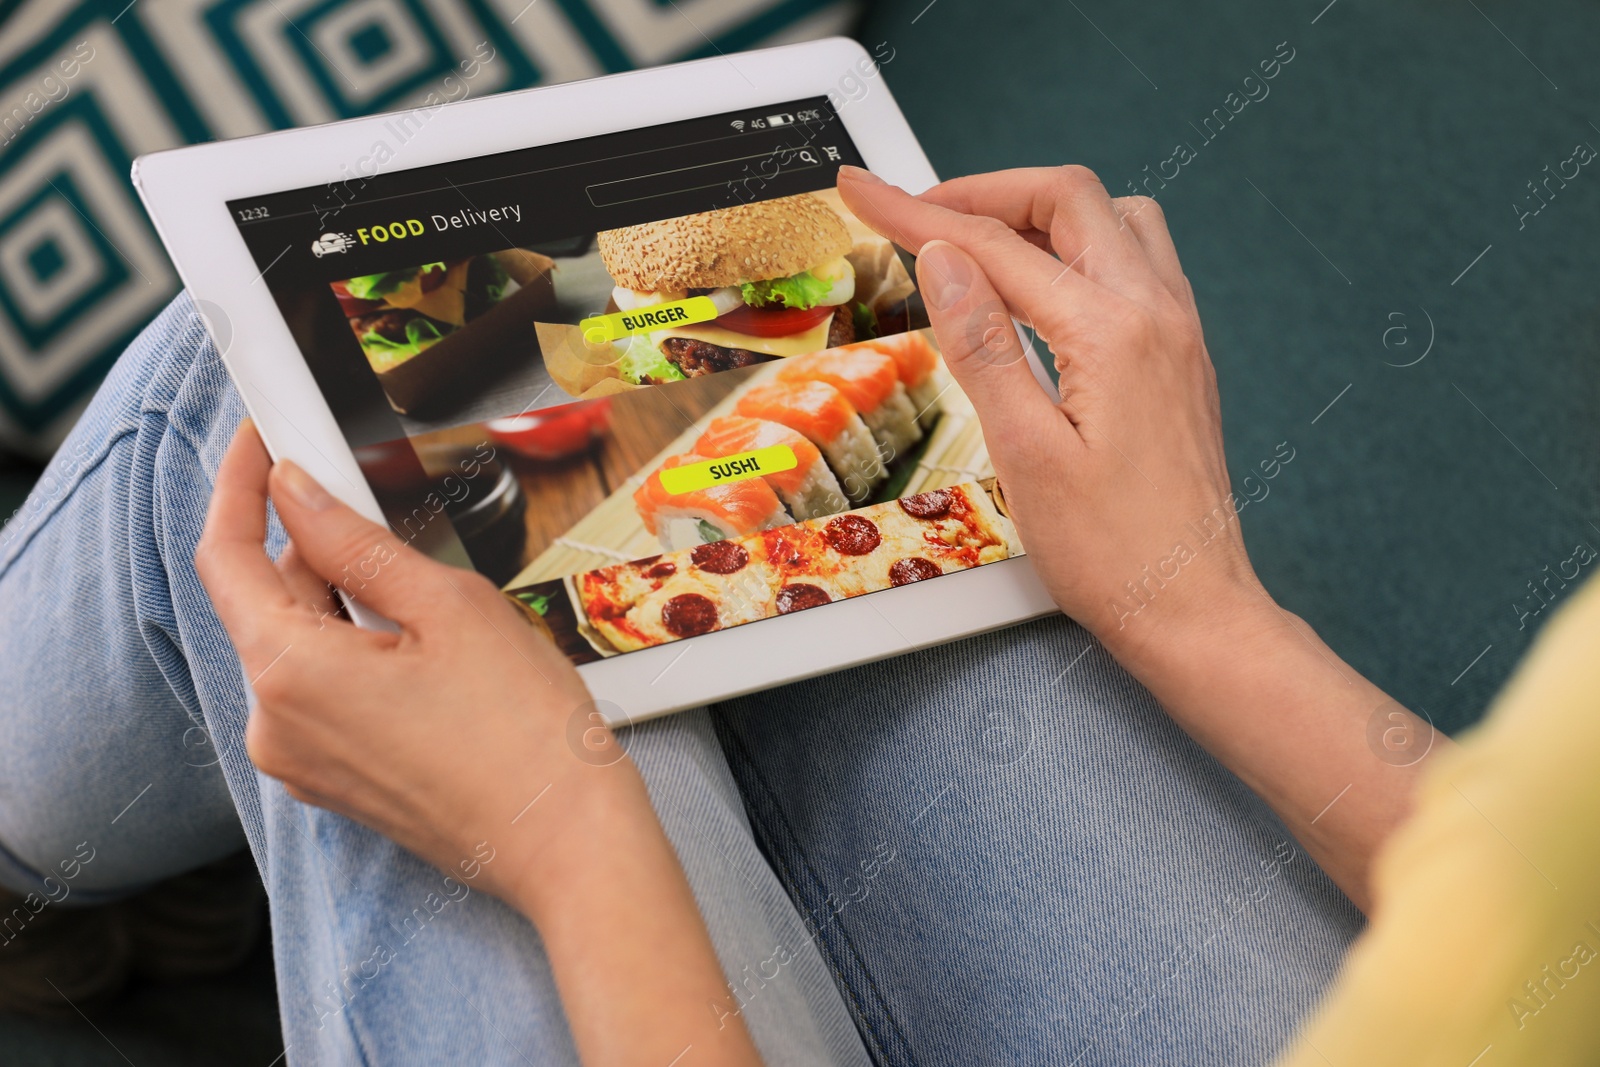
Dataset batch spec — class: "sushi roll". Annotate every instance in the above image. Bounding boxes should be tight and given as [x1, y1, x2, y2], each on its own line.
[736, 380, 885, 503]
[634, 454, 792, 551]
[775, 349, 923, 459]
[864, 332, 943, 430]
[693, 416, 850, 521]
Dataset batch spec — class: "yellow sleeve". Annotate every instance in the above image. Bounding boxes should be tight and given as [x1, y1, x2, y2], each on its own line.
[1275, 573, 1600, 1067]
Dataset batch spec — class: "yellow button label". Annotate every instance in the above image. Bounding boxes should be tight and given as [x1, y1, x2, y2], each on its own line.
[580, 296, 720, 345]
[658, 445, 797, 495]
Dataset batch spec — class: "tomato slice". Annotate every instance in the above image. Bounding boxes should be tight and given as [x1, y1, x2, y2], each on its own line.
[711, 303, 835, 339]
[330, 281, 385, 318]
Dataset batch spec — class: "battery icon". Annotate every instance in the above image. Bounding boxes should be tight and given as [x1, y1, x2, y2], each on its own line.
[765, 113, 794, 127]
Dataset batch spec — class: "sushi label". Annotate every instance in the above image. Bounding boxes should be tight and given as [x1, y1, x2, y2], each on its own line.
[580, 296, 721, 345]
[658, 445, 797, 495]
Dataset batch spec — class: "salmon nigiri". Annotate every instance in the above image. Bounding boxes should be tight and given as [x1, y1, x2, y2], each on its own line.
[634, 453, 792, 551]
[775, 347, 922, 457]
[735, 380, 884, 502]
[693, 416, 848, 520]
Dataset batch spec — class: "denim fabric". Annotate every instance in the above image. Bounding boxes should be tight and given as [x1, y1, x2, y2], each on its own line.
[0, 294, 1358, 1065]
[0, 297, 870, 1067]
[712, 620, 1364, 1066]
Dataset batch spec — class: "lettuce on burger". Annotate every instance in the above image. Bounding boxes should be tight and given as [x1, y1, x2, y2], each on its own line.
[332, 258, 511, 373]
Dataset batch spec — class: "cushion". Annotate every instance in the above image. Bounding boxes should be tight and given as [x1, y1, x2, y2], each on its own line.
[0, 0, 860, 458]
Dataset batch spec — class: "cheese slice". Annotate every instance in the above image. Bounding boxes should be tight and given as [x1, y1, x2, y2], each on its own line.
[652, 315, 834, 358]
[394, 261, 469, 326]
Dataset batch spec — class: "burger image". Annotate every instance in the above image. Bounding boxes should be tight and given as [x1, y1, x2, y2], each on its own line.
[595, 193, 866, 385]
[334, 257, 509, 373]
[329, 248, 557, 417]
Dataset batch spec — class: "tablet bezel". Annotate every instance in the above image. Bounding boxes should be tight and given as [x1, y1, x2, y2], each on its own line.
[133, 36, 1059, 722]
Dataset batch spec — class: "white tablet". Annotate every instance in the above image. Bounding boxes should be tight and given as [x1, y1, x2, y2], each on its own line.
[132, 36, 1057, 722]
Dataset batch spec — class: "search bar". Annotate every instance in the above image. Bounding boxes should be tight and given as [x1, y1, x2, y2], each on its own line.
[586, 148, 825, 208]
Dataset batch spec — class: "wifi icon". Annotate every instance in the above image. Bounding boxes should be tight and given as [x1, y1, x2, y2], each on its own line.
[730, 120, 746, 132]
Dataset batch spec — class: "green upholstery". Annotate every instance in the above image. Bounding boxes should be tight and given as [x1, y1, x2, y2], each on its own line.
[0, 463, 37, 529]
[0, 940, 281, 1066]
[861, 0, 1598, 736]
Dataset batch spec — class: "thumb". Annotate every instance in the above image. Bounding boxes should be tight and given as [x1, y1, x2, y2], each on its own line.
[268, 460, 461, 628]
[916, 240, 1065, 454]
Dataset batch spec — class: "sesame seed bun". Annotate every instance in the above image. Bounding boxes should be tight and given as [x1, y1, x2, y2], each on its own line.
[597, 193, 853, 292]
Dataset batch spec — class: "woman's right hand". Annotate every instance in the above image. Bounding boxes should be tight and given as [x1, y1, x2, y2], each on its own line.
[194, 423, 628, 914]
[196, 424, 763, 1066]
[840, 165, 1273, 665]
[839, 165, 1441, 912]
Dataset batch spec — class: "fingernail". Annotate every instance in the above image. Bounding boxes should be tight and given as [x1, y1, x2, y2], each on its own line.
[917, 241, 971, 311]
[838, 165, 886, 186]
[276, 461, 335, 511]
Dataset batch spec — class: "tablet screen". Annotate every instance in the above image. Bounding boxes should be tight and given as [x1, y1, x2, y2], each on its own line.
[227, 98, 1022, 664]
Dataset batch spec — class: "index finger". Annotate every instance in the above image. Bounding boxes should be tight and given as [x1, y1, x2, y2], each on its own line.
[919, 167, 1156, 292]
[837, 168, 1096, 340]
[195, 421, 308, 661]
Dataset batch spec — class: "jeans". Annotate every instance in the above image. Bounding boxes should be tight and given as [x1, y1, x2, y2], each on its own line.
[0, 296, 1361, 1066]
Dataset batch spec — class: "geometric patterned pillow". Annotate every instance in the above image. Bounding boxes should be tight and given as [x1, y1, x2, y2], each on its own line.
[0, 0, 860, 458]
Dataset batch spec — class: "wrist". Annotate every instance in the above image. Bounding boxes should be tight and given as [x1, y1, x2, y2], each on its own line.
[1091, 556, 1283, 681]
[496, 758, 665, 930]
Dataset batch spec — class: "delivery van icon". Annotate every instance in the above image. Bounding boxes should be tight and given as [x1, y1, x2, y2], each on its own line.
[311, 232, 355, 257]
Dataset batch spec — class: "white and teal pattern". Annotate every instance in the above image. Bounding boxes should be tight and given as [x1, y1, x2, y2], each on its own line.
[0, 0, 858, 455]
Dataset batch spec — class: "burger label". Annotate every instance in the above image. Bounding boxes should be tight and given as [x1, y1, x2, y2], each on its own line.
[580, 295, 720, 345]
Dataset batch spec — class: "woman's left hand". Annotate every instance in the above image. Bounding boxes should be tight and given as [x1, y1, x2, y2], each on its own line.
[196, 422, 632, 913]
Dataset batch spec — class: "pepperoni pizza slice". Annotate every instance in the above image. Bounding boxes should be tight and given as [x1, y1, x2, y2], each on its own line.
[758, 484, 1013, 612]
[573, 482, 1015, 654]
[576, 541, 778, 654]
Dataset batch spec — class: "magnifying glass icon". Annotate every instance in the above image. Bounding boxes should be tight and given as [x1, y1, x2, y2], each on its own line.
[797, 149, 819, 164]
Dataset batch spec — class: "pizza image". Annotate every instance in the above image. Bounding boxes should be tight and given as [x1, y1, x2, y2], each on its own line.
[574, 483, 1015, 654]
[577, 544, 773, 651]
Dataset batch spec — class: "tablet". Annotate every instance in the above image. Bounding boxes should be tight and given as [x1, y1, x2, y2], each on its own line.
[132, 37, 1058, 722]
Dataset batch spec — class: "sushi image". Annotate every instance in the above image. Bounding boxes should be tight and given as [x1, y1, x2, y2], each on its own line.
[774, 348, 923, 459]
[864, 332, 943, 431]
[693, 416, 849, 521]
[634, 454, 793, 551]
[735, 379, 886, 503]
[492, 322, 1016, 668]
